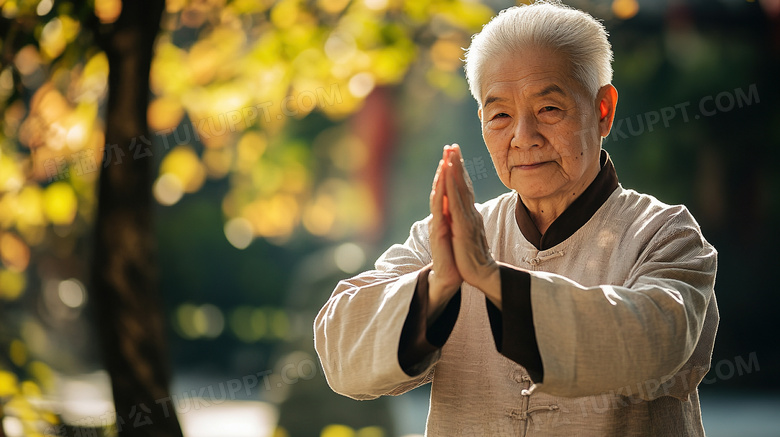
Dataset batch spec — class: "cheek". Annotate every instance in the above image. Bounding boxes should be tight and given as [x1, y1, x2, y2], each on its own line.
[489, 154, 508, 179]
[556, 132, 596, 176]
[482, 132, 510, 180]
[484, 139, 507, 166]
[483, 128, 505, 150]
[551, 122, 592, 157]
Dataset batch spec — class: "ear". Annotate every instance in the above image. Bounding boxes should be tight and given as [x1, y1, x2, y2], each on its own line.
[596, 84, 618, 138]
[477, 107, 483, 122]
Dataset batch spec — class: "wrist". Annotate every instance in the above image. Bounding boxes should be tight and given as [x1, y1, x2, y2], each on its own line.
[476, 263, 502, 309]
[427, 270, 459, 322]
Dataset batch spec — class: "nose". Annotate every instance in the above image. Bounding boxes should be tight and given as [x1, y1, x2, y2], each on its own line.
[511, 113, 543, 149]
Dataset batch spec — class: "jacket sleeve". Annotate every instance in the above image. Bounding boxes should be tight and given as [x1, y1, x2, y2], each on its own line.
[398, 267, 461, 377]
[485, 267, 543, 381]
[314, 217, 446, 400]
[506, 208, 718, 400]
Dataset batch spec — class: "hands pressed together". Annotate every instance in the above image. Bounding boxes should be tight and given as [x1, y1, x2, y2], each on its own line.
[427, 144, 502, 322]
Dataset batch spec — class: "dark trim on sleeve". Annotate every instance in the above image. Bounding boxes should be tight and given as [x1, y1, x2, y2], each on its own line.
[398, 266, 461, 376]
[485, 264, 544, 382]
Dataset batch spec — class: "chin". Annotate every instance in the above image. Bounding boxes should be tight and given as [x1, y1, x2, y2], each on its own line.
[507, 178, 556, 199]
[513, 186, 557, 200]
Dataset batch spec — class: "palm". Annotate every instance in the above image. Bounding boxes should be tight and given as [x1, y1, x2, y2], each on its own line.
[442, 145, 498, 289]
[429, 152, 463, 297]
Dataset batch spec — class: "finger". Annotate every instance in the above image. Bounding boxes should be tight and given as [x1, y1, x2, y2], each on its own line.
[430, 159, 445, 215]
[443, 191, 451, 224]
[441, 145, 454, 223]
[448, 144, 476, 205]
[443, 144, 452, 161]
[444, 157, 468, 229]
[432, 145, 452, 195]
[434, 158, 455, 229]
[431, 157, 444, 194]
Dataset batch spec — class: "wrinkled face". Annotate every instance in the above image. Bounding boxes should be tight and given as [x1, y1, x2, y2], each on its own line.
[479, 47, 605, 202]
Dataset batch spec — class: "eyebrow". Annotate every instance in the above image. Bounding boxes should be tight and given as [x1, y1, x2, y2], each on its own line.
[483, 95, 507, 107]
[534, 84, 566, 98]
[483, 84, 567, 108]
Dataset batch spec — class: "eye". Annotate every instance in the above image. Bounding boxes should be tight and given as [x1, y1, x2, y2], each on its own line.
[540, 106, 559, 113]
[492, 112, 510, 119]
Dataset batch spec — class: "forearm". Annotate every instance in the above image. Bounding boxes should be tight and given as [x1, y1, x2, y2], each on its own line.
[426, 268, 463, 322]
[529, 270, 714, 399]
[398, 267, 461, 376]
[314, 269, 432, 399]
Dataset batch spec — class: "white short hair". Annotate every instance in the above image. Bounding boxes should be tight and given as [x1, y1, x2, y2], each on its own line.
[464, 1, 613, 106]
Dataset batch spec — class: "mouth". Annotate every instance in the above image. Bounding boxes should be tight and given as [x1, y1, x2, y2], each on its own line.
[512, 161, 550, 171]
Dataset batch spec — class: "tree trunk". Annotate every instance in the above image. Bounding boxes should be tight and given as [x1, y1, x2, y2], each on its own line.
[90, 1, 183, 436]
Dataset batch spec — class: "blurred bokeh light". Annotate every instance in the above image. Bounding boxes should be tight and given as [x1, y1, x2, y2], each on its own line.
[0, 0, 778, 436]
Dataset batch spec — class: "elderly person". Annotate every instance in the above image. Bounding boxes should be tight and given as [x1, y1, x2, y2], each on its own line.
[314, 2, 718, 436]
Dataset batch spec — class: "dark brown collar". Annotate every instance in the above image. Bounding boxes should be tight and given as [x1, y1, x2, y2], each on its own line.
[514, 150, 619, 250]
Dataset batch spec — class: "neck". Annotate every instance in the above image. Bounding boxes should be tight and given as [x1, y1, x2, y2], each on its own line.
[522, 200, 566, 235]
[521, 166, 600, 235]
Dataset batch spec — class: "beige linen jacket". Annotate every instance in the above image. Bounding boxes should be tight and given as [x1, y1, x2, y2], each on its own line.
[314, 186, 719, 436]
